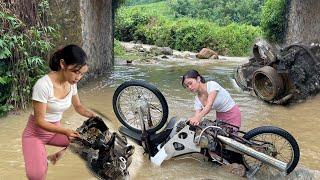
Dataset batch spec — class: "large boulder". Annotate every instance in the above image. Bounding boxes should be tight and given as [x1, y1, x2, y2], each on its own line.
[196, 48, 218, 59]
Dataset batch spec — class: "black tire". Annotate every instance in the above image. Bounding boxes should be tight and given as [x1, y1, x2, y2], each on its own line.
[113, 80, 168, 133]
[242, 126, 300, 174]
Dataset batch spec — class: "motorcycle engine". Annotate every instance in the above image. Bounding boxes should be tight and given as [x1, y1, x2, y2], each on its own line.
[70, 117, 134, 180]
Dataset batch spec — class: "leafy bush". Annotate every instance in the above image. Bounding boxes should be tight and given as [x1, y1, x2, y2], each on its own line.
[125, 0, 165, 6]
[0, 1, 58, 116]
[167, 0, 265, 26]
[115, 7, 150, 42]
[260, 0, 286, 43]
[115, 3, 262, 56]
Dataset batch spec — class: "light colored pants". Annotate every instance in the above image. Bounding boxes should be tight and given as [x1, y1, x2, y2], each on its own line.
[22, 115, 69, 180]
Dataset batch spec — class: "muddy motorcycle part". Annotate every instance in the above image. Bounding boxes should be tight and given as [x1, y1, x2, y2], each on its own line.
[282, 44, 320, 66]
[242, 126, 300, 175]
[113, 80, 168, 133]
[234, 66, 251, 91]
[73, 117, 133, 180]
[252, 66, 284, 101]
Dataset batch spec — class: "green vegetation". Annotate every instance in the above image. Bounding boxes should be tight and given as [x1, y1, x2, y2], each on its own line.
[114, 39, 125, 56]
[115, 2, 262, 56]
[0, 1, 58, 116]
[125, 0, 165, 6]
[116, 0, 288, 53]
[168, 0, 265, 26]
[260, 0, 286, 43]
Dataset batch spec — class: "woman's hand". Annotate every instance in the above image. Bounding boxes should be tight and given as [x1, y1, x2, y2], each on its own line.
[90, 112, 97, 118]
[64, 129, 80, 140]
[188, 115, 201, 126]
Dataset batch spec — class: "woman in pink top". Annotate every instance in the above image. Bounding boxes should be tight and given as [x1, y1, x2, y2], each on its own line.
[182, 69, 241, 128]
[22, 44, 96, 180]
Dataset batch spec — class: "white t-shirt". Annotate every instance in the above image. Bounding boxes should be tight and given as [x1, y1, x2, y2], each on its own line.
[32, 75, 77, 122]
[194, 81, 235, 112]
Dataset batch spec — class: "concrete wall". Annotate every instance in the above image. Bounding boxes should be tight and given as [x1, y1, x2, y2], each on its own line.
[285, 0, 320, 45]
[49, 0, 114, 76]
[81, 0, 114, 74]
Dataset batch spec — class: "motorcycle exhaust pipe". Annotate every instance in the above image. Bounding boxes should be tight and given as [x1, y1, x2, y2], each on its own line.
[217, 135, 288, 172]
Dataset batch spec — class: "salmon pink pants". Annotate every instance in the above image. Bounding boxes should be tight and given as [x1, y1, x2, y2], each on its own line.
[216, 105, 241, 128]
[22, 115, 69, 180]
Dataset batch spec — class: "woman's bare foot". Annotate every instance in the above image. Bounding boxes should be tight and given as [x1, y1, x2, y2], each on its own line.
[47, 148, 66, 165]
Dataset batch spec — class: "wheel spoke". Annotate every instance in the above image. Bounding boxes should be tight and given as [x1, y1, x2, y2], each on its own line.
[243, 132, 296, 176]
[115, 83, 166, 131]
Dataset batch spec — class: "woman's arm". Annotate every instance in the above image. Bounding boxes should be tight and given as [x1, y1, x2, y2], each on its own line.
[189, 90, 217, 125]
[198, 90, 217, 118]
[33, 101, 80, 138]
[72, 94, 96, 118]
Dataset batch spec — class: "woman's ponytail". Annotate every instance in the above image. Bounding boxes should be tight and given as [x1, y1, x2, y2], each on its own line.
[49, 50, 62, 71]
[48, 45, 87, 71]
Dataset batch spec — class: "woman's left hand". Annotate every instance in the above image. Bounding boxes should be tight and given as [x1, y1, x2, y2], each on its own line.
[188, 116, 201, 126]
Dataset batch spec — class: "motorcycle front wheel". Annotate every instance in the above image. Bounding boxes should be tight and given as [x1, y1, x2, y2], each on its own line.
[112, 80, 168, 133]
[242, 126, 300, 175]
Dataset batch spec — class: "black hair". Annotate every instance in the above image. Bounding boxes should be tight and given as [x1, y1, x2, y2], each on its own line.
[181, 69, 205, 88]
[49, 44, 87, 71]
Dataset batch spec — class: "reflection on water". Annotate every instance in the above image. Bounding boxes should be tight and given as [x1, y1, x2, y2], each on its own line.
[0, 59, 319, 179]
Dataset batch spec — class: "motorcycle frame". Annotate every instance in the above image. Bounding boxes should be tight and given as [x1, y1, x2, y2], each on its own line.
[121, 103, 289, 174]
[150, 124, 288, 173]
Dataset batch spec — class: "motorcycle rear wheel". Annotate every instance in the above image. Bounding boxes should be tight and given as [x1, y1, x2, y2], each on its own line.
[242, 126, 300, 175]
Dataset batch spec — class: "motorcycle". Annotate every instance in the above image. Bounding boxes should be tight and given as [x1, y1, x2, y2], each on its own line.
[112, 80, 300, 177]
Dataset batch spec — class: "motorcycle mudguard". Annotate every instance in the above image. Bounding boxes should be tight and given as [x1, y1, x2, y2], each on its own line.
[151, 125, 201, 166]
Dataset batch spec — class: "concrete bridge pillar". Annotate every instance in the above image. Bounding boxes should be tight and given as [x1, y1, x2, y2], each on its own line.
[285, 0, 320, 45]
[49, 0, 114, 75]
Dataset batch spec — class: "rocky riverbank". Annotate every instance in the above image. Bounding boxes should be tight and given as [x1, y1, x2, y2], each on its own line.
[116, 42, 249, 65]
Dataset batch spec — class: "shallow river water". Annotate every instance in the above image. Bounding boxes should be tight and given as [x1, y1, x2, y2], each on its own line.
[0, 57, 319, 180]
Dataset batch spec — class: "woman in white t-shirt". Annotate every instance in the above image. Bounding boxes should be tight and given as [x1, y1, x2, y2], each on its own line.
[22, 44, 96, 180]
[182, 70, 241, 128]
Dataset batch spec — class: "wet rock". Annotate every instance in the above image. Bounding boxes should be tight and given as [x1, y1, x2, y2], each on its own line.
[182, 51, 191, 58]
[161, 47, 173, 55]
[149, 46, 173, 56]
[133, 44, 143, 50]
[209, 54, 219, 60]
[138, 47, 145, 53]
[196, 48, 219, 59]
[124, 45, 134, 52]
[150, 46, 162, 56]
[173, 54, 184, 58]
